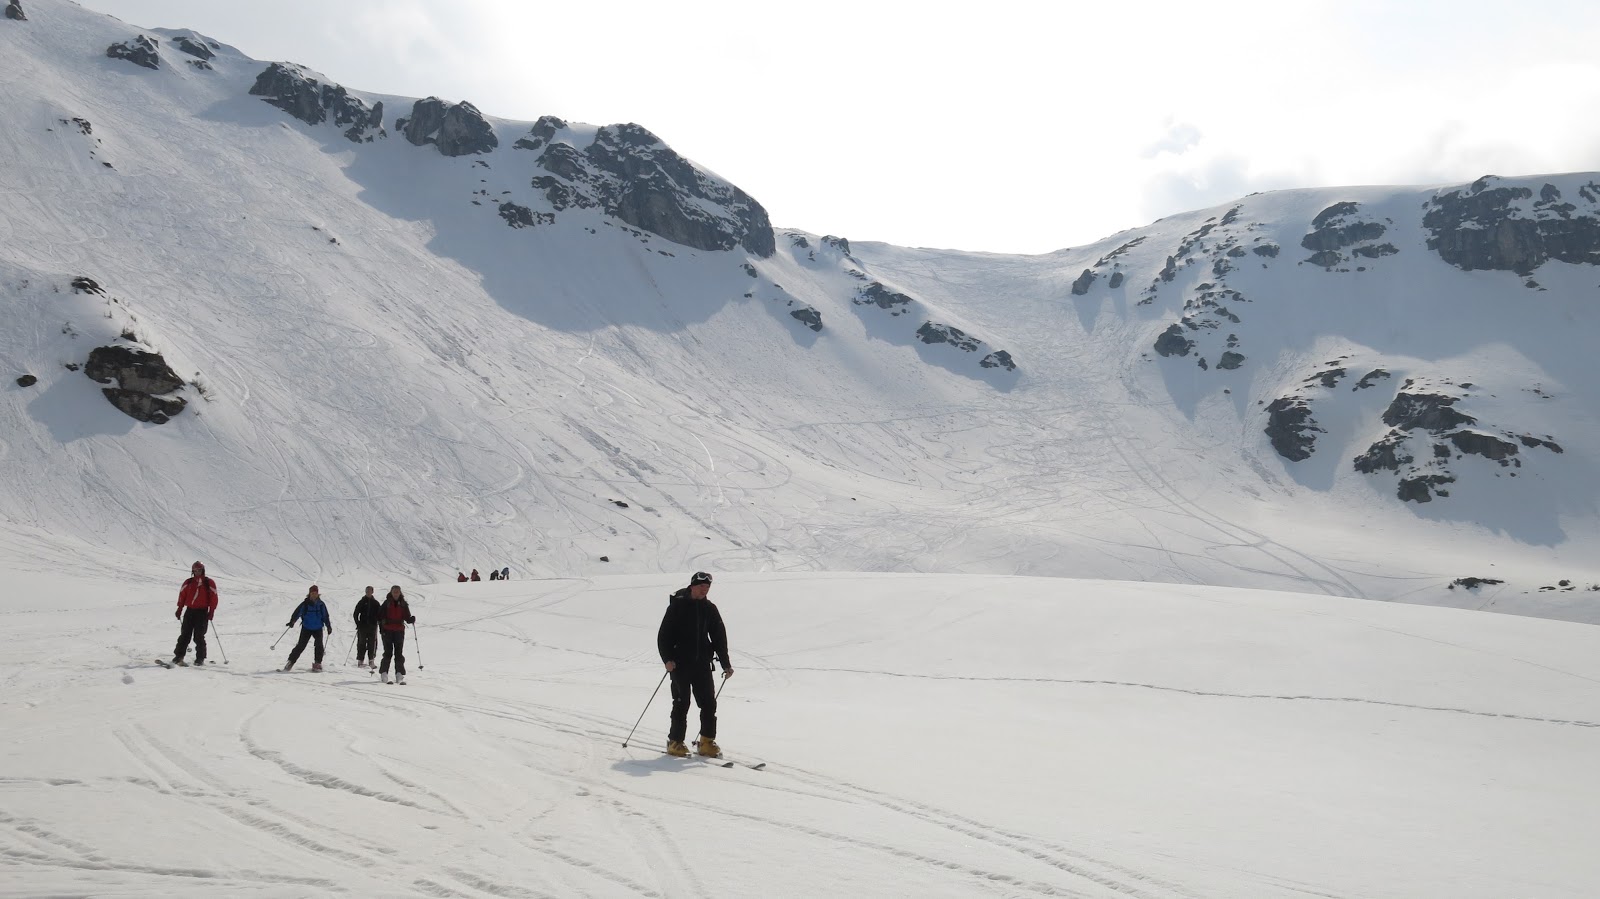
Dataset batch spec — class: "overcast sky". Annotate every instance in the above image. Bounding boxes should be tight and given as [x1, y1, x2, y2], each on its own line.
[76, 0, 1600, 254]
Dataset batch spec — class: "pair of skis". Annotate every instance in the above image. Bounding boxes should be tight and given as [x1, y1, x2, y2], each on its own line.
[154, 658, 210, 669]
[667, 752, 765, 770]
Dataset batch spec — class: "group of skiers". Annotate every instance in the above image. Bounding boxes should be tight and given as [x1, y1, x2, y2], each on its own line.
[456, 567, 510, 581]
[170, 563, 735, 757]
[171, 564, 416, 684]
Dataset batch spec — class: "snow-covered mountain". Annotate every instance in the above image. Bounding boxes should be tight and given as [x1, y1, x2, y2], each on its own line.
[4, 0, 1599, 620]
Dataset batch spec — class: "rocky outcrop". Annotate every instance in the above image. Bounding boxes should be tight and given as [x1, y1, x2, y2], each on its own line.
[1153, 324, 1193, 357]
[84, 346, 186, 424]
[855, 282, 915, 313]
[1353, 380, 1562, 502]
[1301, 201, 1395, 268]
[249, 63, 385, 143]
[172, 35, 214, 60]
[1071, 269, 1096, 295]
[1423, 176, 1600, 274]
[532, 123, 775, 257]
[789, 307, 822, 331]
[106, 36, 160, 70]
[512, 115, 566, 151]
[980, 351, 1016, 372]
[398, 97, 497, 156]
[5, 1, 26, 21]
[917, 322, 982, 352]
[16, 374, 36, 386]
[1265, 397, 1321, 461]
[497, 202, 553, 229]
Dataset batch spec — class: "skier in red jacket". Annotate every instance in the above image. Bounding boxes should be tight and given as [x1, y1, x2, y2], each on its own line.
[378, 585, 416, 685]
[172, 561, 218, 666]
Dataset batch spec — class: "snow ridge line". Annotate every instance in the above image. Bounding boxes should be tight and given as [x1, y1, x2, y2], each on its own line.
[786, 667, 1600, 728]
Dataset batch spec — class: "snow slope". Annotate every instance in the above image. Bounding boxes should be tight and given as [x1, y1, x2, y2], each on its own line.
[4, 565, 1600, 898]
[2, 0, 1598, 621]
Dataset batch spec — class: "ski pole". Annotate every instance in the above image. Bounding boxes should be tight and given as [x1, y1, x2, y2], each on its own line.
[715, 669, 729, 701]
[270, 625, 291, 649]
[411, 622, 424, 670]
[211, 624, 230, 665]
[622, 671, 669, 748]
[345, 634, 355, 665]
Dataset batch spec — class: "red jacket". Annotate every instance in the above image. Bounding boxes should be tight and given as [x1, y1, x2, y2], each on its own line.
[177, 576, 219, 614]
[380, 597, 414, 632]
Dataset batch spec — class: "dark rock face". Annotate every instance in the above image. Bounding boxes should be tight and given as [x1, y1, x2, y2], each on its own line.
[249, 63, 385, 143]
[5, 1, 26, 21]
[497, 202, 553, 229]
[588, 123, 772, 256]
[106, 35, 160, 70]
[1355, 369, 1391, 390]
[916, 322, 982, 352]
[1354, 382, 1561, 502]
[172, 35, 213, 60]
[1071, 269, 1096, 295]
[789, 307, 822, 331]
[84, 346, 186, 423]
[531, 123, 775, 257]
[1449, 430, 1518, 461]
[1301, 201, 1391, 267]
[1153, 324, 1193, 357]
[1381, 392, 1475, 432]
[1397, 475, 1454, 503]
[821, 235, 852, 256]
[513, 114, 566, 151]
[855, 282, 914, 313]
[1216, 351, 1245, 370]
[1353, 432, 1411, 473]
[1423, 176, 1600, 274]
[1265, 398, 1322, 461]
[1108, 271, 1125, 288]
[1252, 243, 1280, 257]
[71, 276, 104, 295]
[980, 351, 1016, 371]
[1449, 576, 1504, 590]
[399, 97, 497, 156]
[16, 374, 36, 387]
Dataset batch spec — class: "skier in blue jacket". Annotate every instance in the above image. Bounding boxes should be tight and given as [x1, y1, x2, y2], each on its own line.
[283, 585, 333, 672]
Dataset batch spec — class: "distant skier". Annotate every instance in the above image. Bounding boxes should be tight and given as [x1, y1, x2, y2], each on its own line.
[457, 571, 468, 582]
[283, 585, 332, 672]
[379, 585, 415, 685]
[657, 571, 733, 758]
[489, 569, 499, 581]
[172, 561, 219, 667]
[470, 569, 481, 582]
[352, 586, 381, 670]
[500, 567, 509, 580]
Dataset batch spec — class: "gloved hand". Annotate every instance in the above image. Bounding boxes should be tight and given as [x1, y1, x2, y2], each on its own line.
[285, 622, 293, 628]
[326, 626, 333, 635]
[406, 616, 415, 624]
[207, 612, 214, 621]
[174, 608, 181, 620]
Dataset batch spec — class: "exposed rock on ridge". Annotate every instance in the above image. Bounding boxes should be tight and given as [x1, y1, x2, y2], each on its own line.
[1424, 176, 1600, 274]
[533, 122, 775, 257]
[397, 97, 497, 156]
[249, 63, 385, 143]
[106, 35, 160, 70]
[84, 345, 187, 424]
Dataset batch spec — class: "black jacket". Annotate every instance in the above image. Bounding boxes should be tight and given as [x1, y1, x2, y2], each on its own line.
[353, 596, 381, 630]
[657, 588, 729, 670]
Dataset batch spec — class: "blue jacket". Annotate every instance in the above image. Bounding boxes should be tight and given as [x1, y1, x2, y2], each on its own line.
[290, 598, 331, 632]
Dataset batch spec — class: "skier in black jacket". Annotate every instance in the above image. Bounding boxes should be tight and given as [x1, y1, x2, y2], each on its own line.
[352, 586, 381, 670]
[657, 571, 732, 758]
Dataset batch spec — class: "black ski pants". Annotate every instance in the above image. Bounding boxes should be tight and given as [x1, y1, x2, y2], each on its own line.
[355, 625, 378, 664]
[668, 665, 717, 743]
[380, 630, 406, 676]
[287, 628, 325, 665]
[174, 607, 209, 662]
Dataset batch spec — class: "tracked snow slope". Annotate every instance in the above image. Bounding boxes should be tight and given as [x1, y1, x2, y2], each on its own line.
[2, 0, 1599, 619]
[3, 563, 1600, 898]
